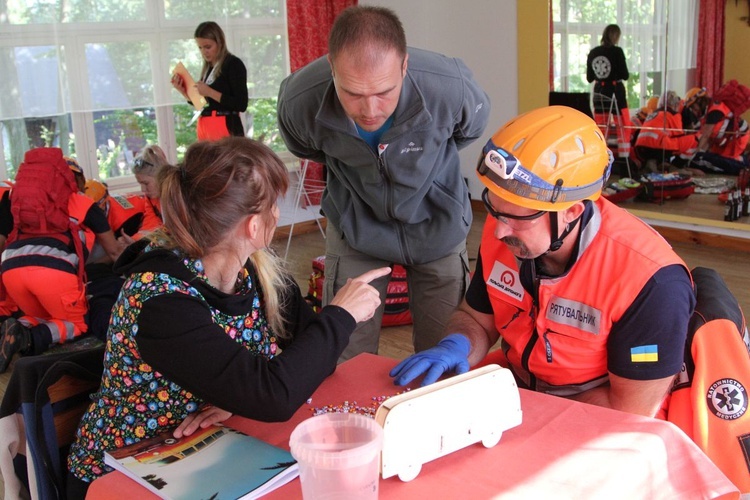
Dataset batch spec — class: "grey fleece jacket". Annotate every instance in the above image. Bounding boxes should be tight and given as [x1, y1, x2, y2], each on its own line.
[277, 47, 490, 265]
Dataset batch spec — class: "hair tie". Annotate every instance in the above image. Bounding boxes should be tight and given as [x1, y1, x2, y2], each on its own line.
[180, 165, 188, 182]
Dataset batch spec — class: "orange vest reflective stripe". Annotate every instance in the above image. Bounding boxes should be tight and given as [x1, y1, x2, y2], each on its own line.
[479, 198, 688, 394]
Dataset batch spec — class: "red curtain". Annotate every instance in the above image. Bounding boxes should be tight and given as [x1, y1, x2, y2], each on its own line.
[286, 0, 357, 73]
[696, 0, 725, 92]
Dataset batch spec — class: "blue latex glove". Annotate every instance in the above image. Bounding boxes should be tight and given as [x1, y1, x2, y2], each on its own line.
[390, 334, 471, 387]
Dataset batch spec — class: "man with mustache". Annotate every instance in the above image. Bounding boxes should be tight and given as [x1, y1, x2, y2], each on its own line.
[391, 106, 695, 418]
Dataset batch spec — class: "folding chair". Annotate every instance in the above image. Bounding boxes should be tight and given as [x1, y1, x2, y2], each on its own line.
[284, 160, 327, 260]
[0, 343, 105, 499]
[591, 91, 633, 178]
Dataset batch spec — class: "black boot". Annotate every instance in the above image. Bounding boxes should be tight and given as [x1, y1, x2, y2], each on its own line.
[0, 318, 32, 373]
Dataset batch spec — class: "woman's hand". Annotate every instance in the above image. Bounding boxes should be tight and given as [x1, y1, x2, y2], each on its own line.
[173, 406, 233, 439]
[329, 267, 391, 323]
[170, 73, 188, 97]
[195, 81, 220, 102]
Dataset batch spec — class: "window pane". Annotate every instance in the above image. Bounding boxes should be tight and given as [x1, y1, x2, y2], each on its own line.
[6, 0, 147, 24]
[564, 34, 591, 93]
[1, 115, 74, 179]
[85, 41, 153, 110]
[95, 108, 156, 180]
[173, 106, 198, 161]
[567, 0, 616, 22]
[0, 45, 69, 119]
[241, 34, 285, 98]
[163, 0, 283, 19]
[247, 97, 283, 151]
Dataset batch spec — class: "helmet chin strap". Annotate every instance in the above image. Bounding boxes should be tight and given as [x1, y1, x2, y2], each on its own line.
[544, 212, 581, 254]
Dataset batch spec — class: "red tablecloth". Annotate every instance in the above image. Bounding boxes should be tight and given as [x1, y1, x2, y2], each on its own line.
[87, 353, 739, 499]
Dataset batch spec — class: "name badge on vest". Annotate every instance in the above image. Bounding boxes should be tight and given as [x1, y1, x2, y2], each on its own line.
[487, 261, 525, 302]
[545, 296, 602, 335]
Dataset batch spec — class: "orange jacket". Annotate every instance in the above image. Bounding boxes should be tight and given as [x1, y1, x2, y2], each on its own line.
[124, 194, 163, 240]
[479, 198, 688, 394]
[705, 101, 750, 161]
[635, 110, 698, 154]
[106, 194, 143, 236]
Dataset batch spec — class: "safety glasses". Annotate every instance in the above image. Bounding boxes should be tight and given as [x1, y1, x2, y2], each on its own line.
[476, 141, 610, 205]
[481, 188, 546, 229]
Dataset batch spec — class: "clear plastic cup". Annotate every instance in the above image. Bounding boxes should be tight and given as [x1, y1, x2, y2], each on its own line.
[289, 413, 383, 499]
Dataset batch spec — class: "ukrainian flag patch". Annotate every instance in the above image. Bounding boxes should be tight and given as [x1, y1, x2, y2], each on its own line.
[631, 345, 658, 362]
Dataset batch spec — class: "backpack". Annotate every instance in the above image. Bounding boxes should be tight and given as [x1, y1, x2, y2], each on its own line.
[11, 148, 77, 239]
[9, 147, 85, 279]
[713, 80, 750, 126]
[666, 267, 750, 493]
[304, 256, 413, 327]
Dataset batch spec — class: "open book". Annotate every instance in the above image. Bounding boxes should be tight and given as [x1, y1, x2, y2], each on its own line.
[171, 61, 207, 111]
[104, 426, 298, 499]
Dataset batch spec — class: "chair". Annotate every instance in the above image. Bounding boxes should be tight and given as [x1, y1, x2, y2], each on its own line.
[591, 91, 634, 178]
[284, 160, 327, 260]
[0, 342, 105, 499]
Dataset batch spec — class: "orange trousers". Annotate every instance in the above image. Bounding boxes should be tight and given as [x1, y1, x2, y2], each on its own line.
[197, 114, 231, 141]
[0, 273, 18, 317]
[2, 266, 88, 344]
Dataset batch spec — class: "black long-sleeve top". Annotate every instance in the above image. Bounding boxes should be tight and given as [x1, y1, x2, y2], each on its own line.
[200, 53, 249, 136]
[68, 239, 356, 481]
[587, 45, 630, 111]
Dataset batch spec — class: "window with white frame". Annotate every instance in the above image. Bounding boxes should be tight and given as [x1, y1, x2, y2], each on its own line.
[0, 0, 288, 191]
[552, 0, 698, 111]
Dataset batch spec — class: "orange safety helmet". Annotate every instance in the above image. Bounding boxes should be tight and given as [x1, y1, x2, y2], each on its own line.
[476, 106, 613, 212]
[84, 179, 109, 205]
[646, 96, 659, 112]
[684, 87, 708, 108]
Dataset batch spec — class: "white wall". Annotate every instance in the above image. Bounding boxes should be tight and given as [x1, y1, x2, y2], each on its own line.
[361, 0, 518, 197]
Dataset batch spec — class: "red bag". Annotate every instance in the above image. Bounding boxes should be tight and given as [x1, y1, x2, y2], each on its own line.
[9, 147, 86, 281]
[713, 80, 750, 123]
[10, 148, 77, 240]
[637, 172, 695, 203]
[304, 256, 413, 326]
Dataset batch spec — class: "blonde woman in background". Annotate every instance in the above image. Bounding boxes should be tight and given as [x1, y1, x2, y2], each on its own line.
[171, 21, 249, 140]
[132, 145, 168, 239]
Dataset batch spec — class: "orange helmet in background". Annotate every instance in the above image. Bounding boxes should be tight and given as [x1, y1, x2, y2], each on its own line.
[684, 87, 708, 108]
[646, 96, 659, 112]
[476, 106, 613, 212]
[84, 179, 109, 209]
